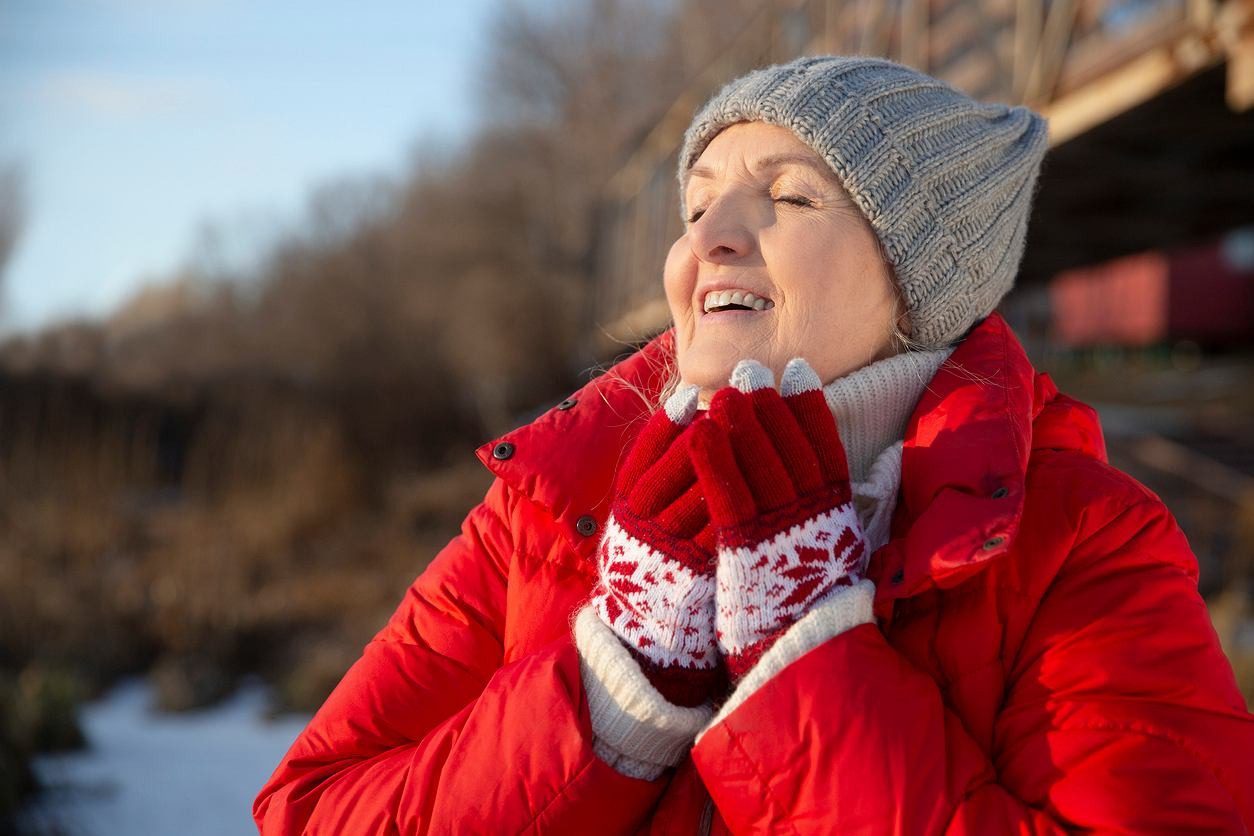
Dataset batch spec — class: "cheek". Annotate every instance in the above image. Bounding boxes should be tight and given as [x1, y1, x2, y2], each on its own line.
[662, 236, 697, 314]
[781, 226, 883, 309]
[765, 224, 891, 364]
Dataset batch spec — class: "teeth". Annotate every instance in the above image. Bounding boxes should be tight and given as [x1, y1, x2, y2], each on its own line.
[703, 288, 775, 313]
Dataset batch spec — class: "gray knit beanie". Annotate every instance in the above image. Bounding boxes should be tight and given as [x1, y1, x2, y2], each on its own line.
[678, 55, 1050, 350]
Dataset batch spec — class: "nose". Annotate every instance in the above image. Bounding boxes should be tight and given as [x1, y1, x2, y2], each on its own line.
[687, 195, 755, 264]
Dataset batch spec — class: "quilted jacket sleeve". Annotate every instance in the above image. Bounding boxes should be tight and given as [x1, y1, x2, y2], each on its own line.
[691, 493, 1254, 834]
[252, 477, 664, 834]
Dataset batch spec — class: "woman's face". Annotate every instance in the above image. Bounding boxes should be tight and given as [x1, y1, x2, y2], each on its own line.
[665, 121, 904, 397]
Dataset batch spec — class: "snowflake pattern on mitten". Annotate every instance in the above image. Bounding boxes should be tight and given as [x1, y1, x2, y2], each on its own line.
[715, 497, 867, 676]
[593, 514, 716, 669]
[688, 357, 871, 680]
[588, 383, 723, 706]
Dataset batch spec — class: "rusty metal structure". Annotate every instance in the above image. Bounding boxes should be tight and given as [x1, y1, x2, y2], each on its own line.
[590, 0, 1254, 350]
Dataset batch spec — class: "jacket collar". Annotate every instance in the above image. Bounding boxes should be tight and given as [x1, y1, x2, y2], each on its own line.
[476, 314, 1107, 594]
[475, 329, 680, 570]
[868, 312, 1105, 616]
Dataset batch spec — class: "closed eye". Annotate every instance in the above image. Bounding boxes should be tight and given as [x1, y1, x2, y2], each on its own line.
[687, 194, 814, 224]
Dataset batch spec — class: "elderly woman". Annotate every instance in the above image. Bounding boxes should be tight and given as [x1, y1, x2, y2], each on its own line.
[254, 56, 1253, 833]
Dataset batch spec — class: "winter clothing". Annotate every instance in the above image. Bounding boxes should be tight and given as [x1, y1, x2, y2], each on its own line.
[822, 343, 954, 485]
[687, 358, 871, 681]
[589, 383, 720, 707]
[577, 605, 718, 781]
[581, 344, 956, 781]
[580, 344, 955, 780]
[253, 313, 1254, 834]
[678, 54, 1051, 350]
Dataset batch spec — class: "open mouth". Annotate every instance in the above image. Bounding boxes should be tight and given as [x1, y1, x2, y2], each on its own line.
[702, 288, 774, 314]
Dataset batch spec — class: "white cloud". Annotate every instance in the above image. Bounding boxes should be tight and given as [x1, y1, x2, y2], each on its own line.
[37, 70, 220, 118]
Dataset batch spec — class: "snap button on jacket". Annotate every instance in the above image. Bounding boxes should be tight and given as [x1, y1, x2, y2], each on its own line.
[254, 313, 1254, 834]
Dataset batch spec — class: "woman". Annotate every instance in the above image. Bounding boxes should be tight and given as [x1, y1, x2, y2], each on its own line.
[254, 55, 1253, 833]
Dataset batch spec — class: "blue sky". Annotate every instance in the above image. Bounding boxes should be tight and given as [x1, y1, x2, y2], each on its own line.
[0, 0, 497, 335]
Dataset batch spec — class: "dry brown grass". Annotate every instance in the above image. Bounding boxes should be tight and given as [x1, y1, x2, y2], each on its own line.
[0, 374, 494, 716]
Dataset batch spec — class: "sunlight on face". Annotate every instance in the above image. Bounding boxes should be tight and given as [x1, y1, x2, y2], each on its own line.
[664, 121, 904, 398]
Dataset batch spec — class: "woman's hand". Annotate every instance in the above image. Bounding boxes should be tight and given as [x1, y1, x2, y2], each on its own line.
[687, 358, 869, 681]
[589, 383, 724, 707]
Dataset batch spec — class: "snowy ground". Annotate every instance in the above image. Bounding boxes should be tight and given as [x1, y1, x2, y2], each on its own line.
[18, 676, 311, 836]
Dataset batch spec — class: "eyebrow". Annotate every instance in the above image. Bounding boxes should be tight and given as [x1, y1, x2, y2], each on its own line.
[687, 153, 834, 182]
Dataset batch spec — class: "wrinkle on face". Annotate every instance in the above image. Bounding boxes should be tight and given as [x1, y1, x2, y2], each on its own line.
[664, 121, 900, 396]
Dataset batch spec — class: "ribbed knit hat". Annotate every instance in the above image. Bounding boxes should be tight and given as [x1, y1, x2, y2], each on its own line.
[678, 55, 1051, 350]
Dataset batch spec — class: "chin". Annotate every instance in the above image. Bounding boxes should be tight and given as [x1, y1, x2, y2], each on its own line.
[679, 351, 753, 392]
[678, 368, 727, 395]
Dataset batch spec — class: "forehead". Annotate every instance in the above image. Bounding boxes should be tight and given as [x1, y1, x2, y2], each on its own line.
[685, 122, 835, 186]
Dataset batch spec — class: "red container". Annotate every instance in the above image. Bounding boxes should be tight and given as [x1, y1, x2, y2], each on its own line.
[1048, 227, 1254, 348]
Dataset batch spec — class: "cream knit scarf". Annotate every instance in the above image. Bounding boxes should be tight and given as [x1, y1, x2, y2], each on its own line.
[826, 345, 957, 554]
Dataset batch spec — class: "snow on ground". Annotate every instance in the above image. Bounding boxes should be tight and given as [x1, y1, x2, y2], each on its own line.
[19, 676, 311, 836]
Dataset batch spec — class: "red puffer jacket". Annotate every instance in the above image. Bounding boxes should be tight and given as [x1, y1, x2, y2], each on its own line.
[254, 312, 1253, 834]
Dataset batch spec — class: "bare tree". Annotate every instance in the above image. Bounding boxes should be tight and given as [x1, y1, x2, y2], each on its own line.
[0, 161, 26, 310]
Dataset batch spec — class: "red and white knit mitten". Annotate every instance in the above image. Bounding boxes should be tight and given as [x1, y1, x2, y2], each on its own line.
[590, 384, 723, 707]
[688, 358, 870, 682]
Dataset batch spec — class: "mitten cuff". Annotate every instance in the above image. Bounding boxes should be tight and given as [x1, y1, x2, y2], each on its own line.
[575, 606, 714, 780]
[697, 578, 875, 743]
